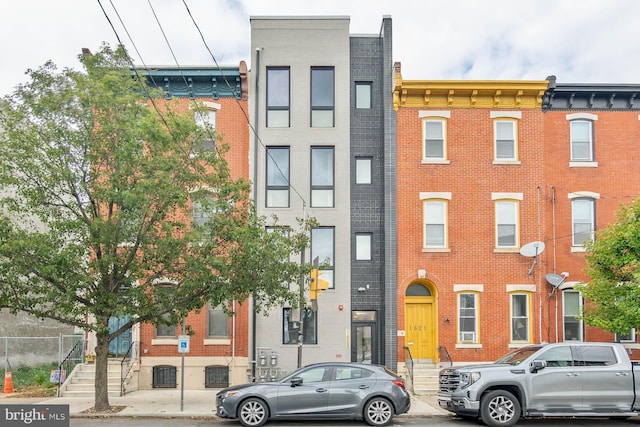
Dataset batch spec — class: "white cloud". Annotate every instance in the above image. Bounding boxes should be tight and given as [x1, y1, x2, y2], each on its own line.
[1, 0, 639, 96]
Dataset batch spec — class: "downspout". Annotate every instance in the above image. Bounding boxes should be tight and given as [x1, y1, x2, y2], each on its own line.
[251, 47, 261, 382]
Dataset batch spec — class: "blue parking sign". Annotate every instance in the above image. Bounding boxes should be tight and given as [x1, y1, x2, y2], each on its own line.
[178, 335, 190, 353]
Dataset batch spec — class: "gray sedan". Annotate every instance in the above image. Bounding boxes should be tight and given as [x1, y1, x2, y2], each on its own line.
[216, 362, 411, 427]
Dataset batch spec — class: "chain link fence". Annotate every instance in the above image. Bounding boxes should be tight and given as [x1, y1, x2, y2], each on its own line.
[2, 334, 85, 371]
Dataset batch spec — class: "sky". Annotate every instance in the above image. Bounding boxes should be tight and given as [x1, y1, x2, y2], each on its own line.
[2, 0, 639, 96]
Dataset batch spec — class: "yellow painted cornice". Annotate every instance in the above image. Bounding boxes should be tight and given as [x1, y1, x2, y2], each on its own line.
[393, 75, 549, 110]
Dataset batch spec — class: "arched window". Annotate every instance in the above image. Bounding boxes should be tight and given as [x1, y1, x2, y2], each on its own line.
[405, 283, 431, 297]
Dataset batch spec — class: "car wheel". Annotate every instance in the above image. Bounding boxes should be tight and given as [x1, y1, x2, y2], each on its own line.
[363, 397, 393, 426]
[238, 397, 269, 427]
[480, 390, 520, 427]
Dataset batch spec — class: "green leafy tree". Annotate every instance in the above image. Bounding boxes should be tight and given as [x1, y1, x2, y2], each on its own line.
[0, 45, 310, 411]
[578, 198, 640, 335]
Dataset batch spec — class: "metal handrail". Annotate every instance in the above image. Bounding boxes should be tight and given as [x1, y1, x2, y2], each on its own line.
[438, 346, 453, 367]
[56, 340, 84, 397]
[120, 341, 139, 396]
[402, 346, 414, 384]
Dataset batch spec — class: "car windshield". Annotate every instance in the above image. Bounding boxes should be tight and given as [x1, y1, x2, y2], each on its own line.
[494, 346, 542, 365]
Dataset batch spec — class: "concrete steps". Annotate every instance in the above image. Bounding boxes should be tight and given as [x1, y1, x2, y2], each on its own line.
[61, 361, 122, 398]
[408, 363, 441, 395]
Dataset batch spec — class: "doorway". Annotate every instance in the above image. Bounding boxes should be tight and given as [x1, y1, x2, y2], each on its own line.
[404, 282, 437, 363]
[351, 310, 377, 364]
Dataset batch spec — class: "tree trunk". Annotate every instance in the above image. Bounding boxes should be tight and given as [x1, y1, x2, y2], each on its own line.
[93, 333, 111, 411]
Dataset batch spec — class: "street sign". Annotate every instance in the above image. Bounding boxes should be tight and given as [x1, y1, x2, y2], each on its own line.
[178, 335, 190, 353]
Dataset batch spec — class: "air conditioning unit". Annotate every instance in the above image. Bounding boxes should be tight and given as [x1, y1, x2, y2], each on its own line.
[459, 332, 476, 343]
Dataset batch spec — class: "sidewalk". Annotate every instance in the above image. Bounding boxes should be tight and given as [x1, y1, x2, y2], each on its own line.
[1, 389, 450, 419]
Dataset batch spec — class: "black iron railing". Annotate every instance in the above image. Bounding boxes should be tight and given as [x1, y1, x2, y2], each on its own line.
[402, 346, 414, 384]
[438, 345, 453, 367]
[56, 340, 84, 397]
[120, 341, 139, 396]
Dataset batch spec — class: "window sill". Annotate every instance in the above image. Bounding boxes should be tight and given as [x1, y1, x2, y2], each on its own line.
[455, 343, 482, 349]
[492, 160, 521, 165]
[508, 342, 531, 348]
[571, 246, 587, 253]
[204, 338, 231, 346]
[421, 159, 450, 165]
[569, 161, 598, 168]
[151, 338, 178, 345]
[422, 248, 451, 253]
[494, 248, 520, 253]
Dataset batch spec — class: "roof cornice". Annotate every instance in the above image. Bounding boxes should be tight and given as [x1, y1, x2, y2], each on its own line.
[393, 76, 549, 110]
[542, 76, 640, 111]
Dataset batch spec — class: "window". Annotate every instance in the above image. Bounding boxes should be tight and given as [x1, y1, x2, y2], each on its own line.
[267, 67, 290, 127]
[355, 82, 372, 109]
[193, 103, 218, 153]
[311, 147, 334, 207]
[266, 147, 290, 207]
[511, 293, 529, 342]
[563, 290, 583, 341]
[616, 329, 636, 343]
[156, 313, 177, 338]
[458, 293, 477, 343]
[423, 200, 447, 248]
[570, 120, 593, 161]
[494, 120, 516, 160]
[207, 303, 229, 338]
[335, 366, 373, 380]
[311, 227, 334, 289]
[289, 365, 330, 383]
[283, 308, 317, 344]
[192, 193, 216, 229]
[574, 346, 617, 366]
[423, 119, 446, 160]
[355, 233, 372, 261]
[572, 198, 595, 246]
[152, 365, 176, 388]
[355, 157, 372, 184]
[155, 285, 177, 338]
[311, 67, 334, 127]
[205, 366, 229, 388]
[496, 201, 518, 248]
[538, 346, 574, 368]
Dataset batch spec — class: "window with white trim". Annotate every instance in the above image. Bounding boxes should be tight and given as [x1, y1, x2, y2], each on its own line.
[193, 104, 218, 153]
[495, 200, 518, 248]
[511, 293, 530, 342]
[572, 198, 595, 246]
[494, 120, 517, 160]
[266, 147, 290, 208]
[267, 67, 290, 127]
[563, 290, 583, 341]
[458, 293, 478, 343]
[570, 120, 594, 161]
[423, 200, 447, 248]
[207, 303, 230, 338]
[355, 82, 372, 109]
[355, 157, 372, 184]
[423, 119, 446, 160]
[617, 328, 636, 343]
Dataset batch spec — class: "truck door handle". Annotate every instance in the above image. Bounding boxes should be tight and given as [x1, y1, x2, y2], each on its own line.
[359, 385, 370, 390]
[316, 388, 328, 393]
[616, 372, 630, 376]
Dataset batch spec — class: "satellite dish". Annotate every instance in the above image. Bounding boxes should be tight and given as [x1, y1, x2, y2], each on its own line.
[520, 241, 545, 276]
[545, 273, 566, 288]
[519, 241, 545, 257]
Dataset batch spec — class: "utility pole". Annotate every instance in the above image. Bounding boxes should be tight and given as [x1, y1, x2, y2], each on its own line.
[297, 248, 305, 369]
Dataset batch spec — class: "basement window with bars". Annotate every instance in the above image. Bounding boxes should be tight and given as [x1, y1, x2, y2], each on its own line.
[205, 365, 229, 388]
[152, 365, 177, 388]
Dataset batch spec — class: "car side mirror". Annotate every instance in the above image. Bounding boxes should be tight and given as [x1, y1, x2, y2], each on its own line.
[290, 377, 303, 387]
[530, 359, 547, 373]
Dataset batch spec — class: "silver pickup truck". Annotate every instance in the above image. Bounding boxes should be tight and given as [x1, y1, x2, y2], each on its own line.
[438, 342, 640, 426]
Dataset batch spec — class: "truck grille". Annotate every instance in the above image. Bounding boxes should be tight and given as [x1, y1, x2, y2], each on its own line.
[438, 368, 460, 393]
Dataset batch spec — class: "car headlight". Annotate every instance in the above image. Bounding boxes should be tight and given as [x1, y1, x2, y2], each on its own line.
[223, 390, 241, 399]
[459, 372, 480, 388]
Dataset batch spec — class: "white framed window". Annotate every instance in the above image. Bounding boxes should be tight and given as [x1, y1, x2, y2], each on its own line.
[311, 227, 335, 289]
[311, 67, 334, 127]
[355, 157, 372, 184]
[355, 233, 372, 261]
[155, 285, 177, 338]
[495, 200, 519, 248]
[494, 120, 517, 160]
[617, 329, 637, 343]
[311, 147, 334, 207]
[355, 82, 372, 109]
[562, 290, 584, 341]
[207, 303, 229, 338]
[458, 293, 478, 343]
[192, 193, 216, 229]
[423, 119, 446, 160]
[423, 200, 447, 248]
[572, 198, 595, 247]
[570, 120, 594, 162]
[266, 146, 290, 208]
[511, 293, 530, 343]
[267, 67, 290, 127]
